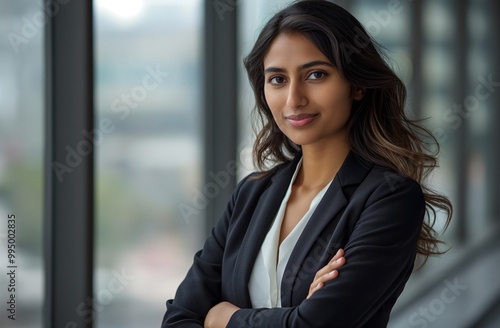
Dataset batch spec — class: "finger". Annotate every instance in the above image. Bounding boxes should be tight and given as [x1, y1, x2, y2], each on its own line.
[309, 257, 345, 292]
[307, 282, 323, 299]
[309, 269, 339, 296]
[311, 269, 338, 291]
[330, 248, 344, 263]
[307, 270, 339, 299]
[309, 249, 346, 298]
[314, 254, 345, 279]
[322, 249, 344, 273]
[316, 269, 339, 286]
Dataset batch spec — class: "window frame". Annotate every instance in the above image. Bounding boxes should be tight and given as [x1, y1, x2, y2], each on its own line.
[44, 1, 94, 327]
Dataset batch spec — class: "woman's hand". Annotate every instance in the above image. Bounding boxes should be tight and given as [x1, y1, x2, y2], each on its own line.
[204, 301, 239, 328]
[204, 250, 345, 327]
[307, 248, 345, 299]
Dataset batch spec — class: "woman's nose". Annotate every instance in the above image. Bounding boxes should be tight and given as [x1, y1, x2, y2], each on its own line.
[286, 81, 307, 109]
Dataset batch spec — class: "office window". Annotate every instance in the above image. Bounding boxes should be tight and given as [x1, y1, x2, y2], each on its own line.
[94, 0, 203, 326]
[465, 0, 495, 240]
[353, 0, 460, 248]
[330, 0, 414, 89]
[420, 0, 461, 245]
[0, 2, 44, 327]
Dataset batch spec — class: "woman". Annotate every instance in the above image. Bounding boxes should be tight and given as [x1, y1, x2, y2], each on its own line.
[161, 0, 452, 327]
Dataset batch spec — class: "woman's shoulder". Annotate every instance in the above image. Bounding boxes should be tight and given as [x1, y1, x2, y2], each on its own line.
[236, 161, 288, 187]
[233, 160, 292, 197]
[362, 164, 425, 206]
[336, 152, 423, 197]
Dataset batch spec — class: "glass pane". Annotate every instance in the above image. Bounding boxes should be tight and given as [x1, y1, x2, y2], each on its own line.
[465, 0, 495, 240]
[0, 2, 44, 327]
[350, 0, 412, 85]
[94, 1, 203, 327]
[421, 0, 460, 245]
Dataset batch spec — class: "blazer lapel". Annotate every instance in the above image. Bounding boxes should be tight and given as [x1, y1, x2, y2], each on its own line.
[280, 151, 372, 306]
[232, 155, 302, 307]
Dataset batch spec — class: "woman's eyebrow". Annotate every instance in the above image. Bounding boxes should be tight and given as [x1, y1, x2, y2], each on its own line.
[264, 60, 334, 74]
[300, 60, 333, 70]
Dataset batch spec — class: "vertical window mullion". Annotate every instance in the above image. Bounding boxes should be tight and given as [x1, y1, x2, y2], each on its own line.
[410, 0, 423, 119]
[490, 0, 500, 224]
[455, 0, 468, 243]
[203, 0, 238, 232]
[44, 1, 94, 327]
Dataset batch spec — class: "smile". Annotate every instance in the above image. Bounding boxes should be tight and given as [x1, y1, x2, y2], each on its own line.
[285, 113, 318, 127]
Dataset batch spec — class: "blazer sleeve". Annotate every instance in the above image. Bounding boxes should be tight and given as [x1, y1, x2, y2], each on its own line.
[161, 175, 250, 328]
[227, 176, 425, 328]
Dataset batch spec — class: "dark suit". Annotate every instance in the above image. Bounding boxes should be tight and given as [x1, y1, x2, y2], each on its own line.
[161, 151, 425, 327]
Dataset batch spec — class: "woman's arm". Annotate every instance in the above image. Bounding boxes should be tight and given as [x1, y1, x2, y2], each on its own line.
[204, 302, 240, 328]
[204, 249, 346, 328]
[224, 176, 425, 328]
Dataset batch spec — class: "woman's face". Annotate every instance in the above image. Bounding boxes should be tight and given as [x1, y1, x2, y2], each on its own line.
[263, 33, 363, 148]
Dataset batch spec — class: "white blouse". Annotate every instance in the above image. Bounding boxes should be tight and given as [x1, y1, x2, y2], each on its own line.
[248, 159, 333, 308]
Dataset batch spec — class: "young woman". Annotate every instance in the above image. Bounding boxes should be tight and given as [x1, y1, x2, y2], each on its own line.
[161, 1, 452, 327]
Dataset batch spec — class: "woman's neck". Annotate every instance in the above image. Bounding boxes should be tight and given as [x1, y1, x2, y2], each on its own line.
[295, 141, 350, 190]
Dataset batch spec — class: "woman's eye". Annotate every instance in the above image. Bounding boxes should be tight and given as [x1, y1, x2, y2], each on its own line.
[308, 71, 326, 80]
[269, 76, 286, 84]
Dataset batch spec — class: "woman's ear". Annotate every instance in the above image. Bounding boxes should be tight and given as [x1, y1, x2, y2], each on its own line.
[352, 87, 365, 100]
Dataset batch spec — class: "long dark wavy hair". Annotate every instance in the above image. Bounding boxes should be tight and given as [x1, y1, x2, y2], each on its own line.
[243, 0, 452, 266]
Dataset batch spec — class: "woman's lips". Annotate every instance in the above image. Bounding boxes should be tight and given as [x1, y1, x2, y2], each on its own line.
[285, 113, 318, 127]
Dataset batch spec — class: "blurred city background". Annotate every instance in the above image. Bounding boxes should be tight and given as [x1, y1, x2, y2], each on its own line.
[0, 0, 498, 327]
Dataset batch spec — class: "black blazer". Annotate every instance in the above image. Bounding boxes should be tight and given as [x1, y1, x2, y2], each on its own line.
[161, 151, 425, 327]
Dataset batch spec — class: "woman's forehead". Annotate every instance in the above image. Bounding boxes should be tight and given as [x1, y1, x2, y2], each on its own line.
[263, 33, 332, 69]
